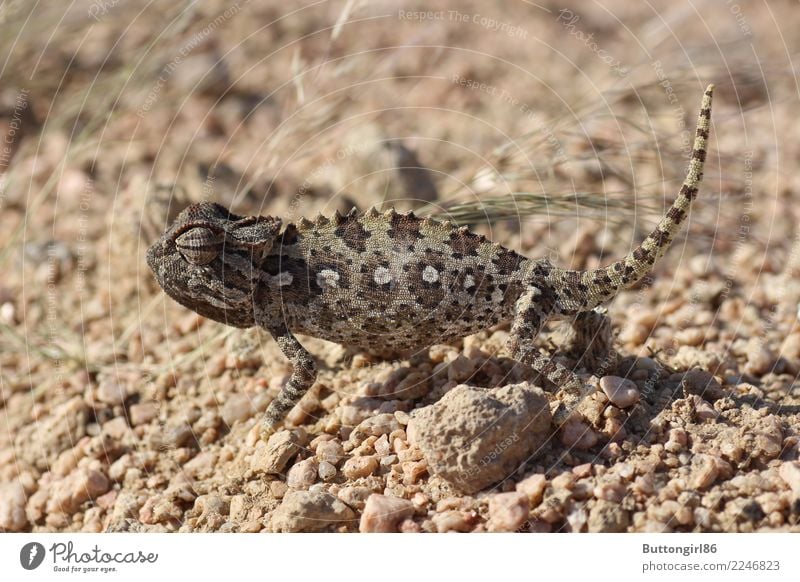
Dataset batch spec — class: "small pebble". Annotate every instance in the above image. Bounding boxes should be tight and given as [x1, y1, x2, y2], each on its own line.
[0, 302, 15, 324]
[675, 328, 705, 346]
[380, 454, 398, 468]
[587, 500, 630, 532]
[432, 510, 473, 533]
[286, 458, 318, 490]
[551, 472, 576, 491]
[342, 456, 378, 479]
[664, 428, 687, 453]
[359, 494, 415, 532]
[744, 342, 776, 376]
[681, 369, 725, 401]
[316, 440, 346, 465]
[337, 486, 373, 511]
[251, 430, 304, 475]
[374, 434, 391, 456]
[96, 380, 128, 405]
[318, 461, 337, 481]
[402, 460, 427, 485]
[560, 420, 599, 450]
[779, 461, 800, 497]
[593, 481, 626, 503]
[221, 394, 255, 426]
[487, 492, 530, 532]
[47, 468, 110, 515]
[779, 333, 800, 360]
[269, 491, 355, 532]
[599, 376, 640, 408]
[129, 402, 159, 426]
[572, 463, 593, 478]
[270, 481, 288, 499]
[394, 410, 410, 425]
[693, 507, 713, 529]
[516, 474, 547, 506]
[695, 399, 719, 421]
[689, 454, 719, 490]
[0, 482, 28, 532]
[155, 423, 194, 449]
[353, 413, 400, 438]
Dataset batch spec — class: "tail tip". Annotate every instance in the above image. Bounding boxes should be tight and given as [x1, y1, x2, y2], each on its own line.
[705, 83, 715, 96]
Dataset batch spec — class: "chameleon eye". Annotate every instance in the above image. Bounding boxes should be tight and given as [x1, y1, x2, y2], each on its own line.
[175, 227, 224, 265]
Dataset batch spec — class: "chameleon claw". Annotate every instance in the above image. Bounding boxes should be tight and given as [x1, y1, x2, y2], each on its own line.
[552, 381, 597, 428]
[260, 420, 278, 442]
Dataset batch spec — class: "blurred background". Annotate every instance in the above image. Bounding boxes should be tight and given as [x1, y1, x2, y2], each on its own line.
[1, 0, 799, 533]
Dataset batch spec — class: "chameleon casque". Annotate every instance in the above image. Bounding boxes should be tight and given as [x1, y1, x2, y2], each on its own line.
[147, 85, 713, 439]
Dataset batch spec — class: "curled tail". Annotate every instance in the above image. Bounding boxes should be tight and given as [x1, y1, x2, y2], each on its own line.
[547, 84, 714, 315]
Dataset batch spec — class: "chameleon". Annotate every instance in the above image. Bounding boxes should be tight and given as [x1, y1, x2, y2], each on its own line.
[147, 85, 713, 439]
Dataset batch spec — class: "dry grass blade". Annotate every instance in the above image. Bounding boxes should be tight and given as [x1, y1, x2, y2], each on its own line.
[0, 321, 91, 370]
[152, 326, 235, 376]
[426, 187, 663, 227]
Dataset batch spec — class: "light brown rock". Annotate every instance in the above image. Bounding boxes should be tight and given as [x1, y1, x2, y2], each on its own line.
[408, 382, 551, 494]
[689, 454, 719, 490]
[316, 440, 346, 465]
[269, 490, 356, 532]
[342, 455, 378, 479]
[318, 461, 337, 481]
[47, 468, 110, 514]
[221, 394, 255, 426]
[286, 458, 318, 490]
[560, 420, 599, 450]
[681, 369, 725, 401]
[13, 397, 88, 471]
[129, 402, 159, 426]
[432, 510, 474, 532]
[695, 399, 719, 421]
[0, 481, 28, 532]
[516, 474, 547, 507]
[588, 500, 629, 532]
[744, 341, 776, 376]
[353, 414, 401, 439]
[753, 415, 783, 462]
[779, 333, 800, 360]
[251, 429, 304, 474]
[359, 494, 415, 532]
[779, 461, 800, 497]
[599, 376, 640, 408]
[96, 380, 128, 405]
[487, 492, 530, 532]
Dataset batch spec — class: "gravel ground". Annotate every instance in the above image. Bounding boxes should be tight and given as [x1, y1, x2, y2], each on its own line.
[1, 0, 799, 533]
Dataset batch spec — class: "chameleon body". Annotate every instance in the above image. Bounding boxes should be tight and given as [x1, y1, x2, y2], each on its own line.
[147, 85, 713, 438]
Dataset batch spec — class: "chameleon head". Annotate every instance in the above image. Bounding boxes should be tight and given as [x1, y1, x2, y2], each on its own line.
[146, 202, 282, 327]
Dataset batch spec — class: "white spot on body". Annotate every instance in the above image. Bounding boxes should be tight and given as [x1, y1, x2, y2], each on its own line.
[491, 288, 504, 304]
[273, 272, 293, 286]
[374, 266, 392, 285]
[463, 274, 476, 290]
[422, 265, 439, 283]
[316, 269, 340, 289]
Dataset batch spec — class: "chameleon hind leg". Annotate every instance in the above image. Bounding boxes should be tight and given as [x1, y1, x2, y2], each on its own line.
[507, 286, 594, 427]
[557, 307, 619, 375]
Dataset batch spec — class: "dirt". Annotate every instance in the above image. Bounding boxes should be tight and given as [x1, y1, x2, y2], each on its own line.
[1, 0, 799, 533]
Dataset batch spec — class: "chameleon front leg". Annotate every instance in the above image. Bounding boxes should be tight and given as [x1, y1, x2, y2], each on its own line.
[507, 286, 592, 427]
[260, 326, 317, 439]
